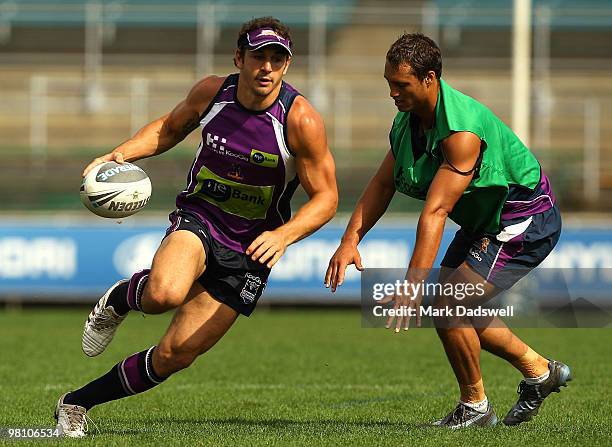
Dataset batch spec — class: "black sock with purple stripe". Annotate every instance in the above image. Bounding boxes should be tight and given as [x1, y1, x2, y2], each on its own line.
[63, 346, 166, 410]
[106, 269, 150, 315]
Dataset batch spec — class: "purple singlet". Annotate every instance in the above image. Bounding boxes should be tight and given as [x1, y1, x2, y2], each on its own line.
[176, 74, 301, 253]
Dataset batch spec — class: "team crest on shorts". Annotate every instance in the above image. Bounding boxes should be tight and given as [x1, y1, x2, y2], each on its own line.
[240, 273, 263, 304]
[469, 237, 490, 262]
[478, 237, 490, 253]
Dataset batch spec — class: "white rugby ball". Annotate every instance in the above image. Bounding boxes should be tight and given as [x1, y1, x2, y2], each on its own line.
[80, 161, 152, 218]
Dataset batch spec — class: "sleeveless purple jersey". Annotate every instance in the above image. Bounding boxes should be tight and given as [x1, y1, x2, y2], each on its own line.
[176, 74, 301, 253]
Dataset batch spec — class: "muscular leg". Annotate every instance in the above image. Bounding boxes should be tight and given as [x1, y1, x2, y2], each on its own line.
[65, 282, 237, 410]
[436, 262, 549, 405]
[141, 230, 207, 314]
[106, 230, 206, 316]
[448, 264, 548, 377]
[435, 325, 485, 403]
[436, 265, 495, 402]
[153, 282, 239, 377]
[65, 229, 236, 410]
[475, 320, 549, 378]
[435, 265, 491, 403]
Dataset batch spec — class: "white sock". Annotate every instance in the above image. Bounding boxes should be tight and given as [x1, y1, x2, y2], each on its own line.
[524, 370, 550, 384]
[461, 397, 488, 413]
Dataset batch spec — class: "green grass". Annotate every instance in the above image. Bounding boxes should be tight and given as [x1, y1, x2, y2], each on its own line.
[0, 308, 610, 446]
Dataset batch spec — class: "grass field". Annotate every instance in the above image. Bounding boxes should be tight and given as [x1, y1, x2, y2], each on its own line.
[0, 308, 610, 446]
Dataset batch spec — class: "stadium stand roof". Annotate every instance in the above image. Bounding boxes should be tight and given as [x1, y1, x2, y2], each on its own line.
[433, 0, 612, 28]
[0, 0, 355, 26]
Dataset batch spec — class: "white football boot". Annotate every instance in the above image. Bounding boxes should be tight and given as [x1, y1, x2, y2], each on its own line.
[82, 279, 129, 357]
[54, 393, 88, 438]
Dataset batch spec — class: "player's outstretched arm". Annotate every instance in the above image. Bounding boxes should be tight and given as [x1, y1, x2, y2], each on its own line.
[246, 96, 338, 268]
[325, 150, 396, 292]
[82, 76, 224, 177]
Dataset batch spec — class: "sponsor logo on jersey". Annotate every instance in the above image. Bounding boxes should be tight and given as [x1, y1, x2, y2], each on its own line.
[189, 166, 274, 220]
[205, 133, 250, 163]
[250, 149, 279, 168]
[206, 133, 226, 150]
[201, 179, 232, 202]
[227, 164, 244, 181]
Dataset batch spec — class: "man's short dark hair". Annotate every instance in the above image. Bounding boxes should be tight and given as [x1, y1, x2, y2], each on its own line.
[237, 17, 293, 56]
[386, 33, 442, 80]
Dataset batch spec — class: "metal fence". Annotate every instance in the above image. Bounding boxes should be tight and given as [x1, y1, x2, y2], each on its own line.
[1, 1, 612, 211]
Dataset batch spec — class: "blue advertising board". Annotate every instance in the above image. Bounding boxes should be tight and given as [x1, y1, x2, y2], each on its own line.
[0, 219, 611, 303]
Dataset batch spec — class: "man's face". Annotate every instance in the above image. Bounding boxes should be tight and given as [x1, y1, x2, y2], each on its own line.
[235, 46, 291, 97]
[384, 61, 430, 112]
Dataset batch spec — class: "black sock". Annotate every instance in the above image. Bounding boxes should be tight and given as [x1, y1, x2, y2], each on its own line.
[64, 346, 167, 410]
[106, 269, 149, 315]
[106, 281, 130, 315]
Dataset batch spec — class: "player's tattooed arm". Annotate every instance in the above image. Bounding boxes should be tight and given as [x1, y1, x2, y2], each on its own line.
[180, 116, 201, 139]
[158, 75, 224, 149]
[83, 76, 224, 176]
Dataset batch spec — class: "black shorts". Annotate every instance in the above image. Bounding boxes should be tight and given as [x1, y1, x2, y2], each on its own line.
[441, 204, 562, 290]
[165, 209, 270, 316]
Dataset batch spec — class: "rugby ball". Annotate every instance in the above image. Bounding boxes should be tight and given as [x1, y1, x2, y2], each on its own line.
[80, 161, 152, 218]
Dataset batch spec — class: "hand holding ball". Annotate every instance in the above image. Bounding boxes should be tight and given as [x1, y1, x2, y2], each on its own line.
[80, 162, 152, 218]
